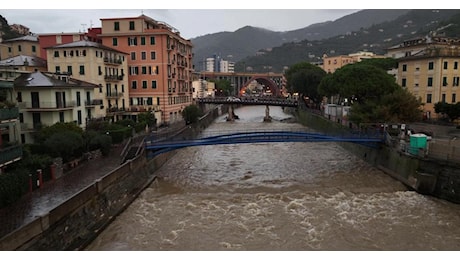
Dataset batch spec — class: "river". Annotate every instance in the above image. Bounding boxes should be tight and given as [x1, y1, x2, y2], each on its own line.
[86, 106, 460, 250]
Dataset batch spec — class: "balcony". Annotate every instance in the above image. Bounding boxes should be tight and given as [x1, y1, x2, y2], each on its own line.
[106, 92, 124, 99]
[106, 107, 126, 114]
[104, 75, 123, 82]
[0, 144, 22, 168]
[103, 57, 123, 65]
[0, 107, 19, 122]
[18, 101, 76, 111]
[85, 99, 103, 107]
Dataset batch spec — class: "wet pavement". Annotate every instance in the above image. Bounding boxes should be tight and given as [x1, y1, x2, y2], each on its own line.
[0, 143, 126, 240]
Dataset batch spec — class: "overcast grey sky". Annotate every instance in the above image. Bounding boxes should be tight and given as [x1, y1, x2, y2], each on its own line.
[2, 1, 452, 39]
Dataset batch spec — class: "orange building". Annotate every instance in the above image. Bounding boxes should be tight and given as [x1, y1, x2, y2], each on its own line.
[99, 15, 193, 125]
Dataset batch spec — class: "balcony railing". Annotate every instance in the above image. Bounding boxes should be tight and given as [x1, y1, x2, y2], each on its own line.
[0, 144, 22, 167]
[85, 99, 103, 106]
[103, 57, 123, 65]
[0, 107, 19, 121]
[18, 101, 76, 110]
[104, 75, 124, 81]
[106, 92, 124, 99]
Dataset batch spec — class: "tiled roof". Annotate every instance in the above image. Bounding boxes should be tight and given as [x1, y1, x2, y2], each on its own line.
[14, 71, 98, 88]
[47, 40, 128, 54]
[3, 35, 38, 42]
[0, 55, 46, 67]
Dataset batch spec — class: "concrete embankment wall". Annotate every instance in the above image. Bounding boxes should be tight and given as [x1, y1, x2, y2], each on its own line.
[295, 109, 460, 204]
[0, 105, 223, 250]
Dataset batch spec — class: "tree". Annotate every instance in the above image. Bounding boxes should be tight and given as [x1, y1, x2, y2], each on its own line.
[182, 104, 203, 125]
[44, 131, 84, 162]
[212, 79, 233, 96]
[318, 63, 422, 125]
[434, 102, 460, 122]
[285, 62, 327, 103]
[36, 122, 84, 144]
[138, 112, 156, 127]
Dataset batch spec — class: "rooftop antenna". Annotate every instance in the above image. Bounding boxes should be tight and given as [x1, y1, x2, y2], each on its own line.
[89, 20, 93, 30]
[81, 23, 87, 33]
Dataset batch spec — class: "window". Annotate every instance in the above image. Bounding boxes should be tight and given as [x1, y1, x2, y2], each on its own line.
[17, 92, 22, 102]
[18, 45, 22, 52]
[152, 80, 157, 89]
[147, 97, 153, 105]
[132, 81, 137, 89]
[142, 80, 147, 89]
[427, 77, 433, 87]
[67, 65, 72, 75]
[426, 94, 432, 104]
[455, 61, 458, 70]
[141, 51, 146, 60]
[444, 61, 448, 70]
[54, 51, 59, 57]
[142, 66, 147, 74]
[150, 36, 155, 45]
[112, 38, 118, 46]
[32, 45, 36, 53]
[55, 66, 60, 73]
[150, 51, 156, 60]
[428, 62, 434, 70]
[98, 66, 102, 75]
[77, 110, 82, 125]
[79, 65, 85, 75]
[454, 77, 460, 87]
[131, 52, 136, 60]
[121, 84, 125, 93]
[402, 64, 407, 72]
[443, 77, 448, 86]
[442, 93, 446, 103]
[114, 21, 120, 31]
[128, 37, 137, 46]
[77, 92, 81, 106]
[141, 37, 146, 45]
[157, 97, 160, 105]
[8, 47, 11, 53]
[129, 21, 135, 30]
[401, 78, 406, 87]
[59, 112, 64, 123]
[453, 93, 457, 103]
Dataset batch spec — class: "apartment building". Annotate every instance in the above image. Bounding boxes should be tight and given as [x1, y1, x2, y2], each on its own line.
[192, 79, 215, 99]
[0, 35, 40, 60]
[99, 15, 194, 125]
[322, 51, 385, 73]
[38, 28, 101, 60]
[392, 37, 460, 119]
[13, 71, 98, 144]
[45, 40, 129, 121]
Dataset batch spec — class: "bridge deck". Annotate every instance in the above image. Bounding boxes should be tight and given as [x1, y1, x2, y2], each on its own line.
[145, 130, 385, 157]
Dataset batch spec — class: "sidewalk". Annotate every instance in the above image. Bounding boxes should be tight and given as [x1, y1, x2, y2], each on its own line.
[0, 143, 125, 240]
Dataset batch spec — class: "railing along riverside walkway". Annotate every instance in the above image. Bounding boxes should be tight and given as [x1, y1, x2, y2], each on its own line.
[145, 128, 386, 157]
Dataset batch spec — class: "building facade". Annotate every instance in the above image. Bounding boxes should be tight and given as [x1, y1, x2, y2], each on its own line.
[322, 51, 385, 73]
[393, 37, 460, 119]
[38, 28, 102, 61]
[0, 35, 40, 60]
[45, 40, 129, 122]
[13, 71, 98, 144]
[99, 15, 193, 125]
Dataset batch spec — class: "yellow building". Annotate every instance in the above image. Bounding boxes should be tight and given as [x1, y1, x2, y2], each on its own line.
[322, 51, 385, 73]
[393, 37, 460, 119]
[13, 71, 98, 144]
[45, 40, 129, 122]
[0, 35, 40, 60]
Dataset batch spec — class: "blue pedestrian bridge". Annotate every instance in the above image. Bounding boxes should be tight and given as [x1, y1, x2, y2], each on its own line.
[145, 129, 385, 158]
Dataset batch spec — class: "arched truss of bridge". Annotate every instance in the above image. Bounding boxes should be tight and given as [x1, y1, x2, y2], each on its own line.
[239, 76, 281, 97]
[145, 130, 385, 158]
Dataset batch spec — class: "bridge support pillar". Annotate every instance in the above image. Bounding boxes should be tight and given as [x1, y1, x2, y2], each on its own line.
[263, 105, 272, 122]
[227, 105, 238, 121]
